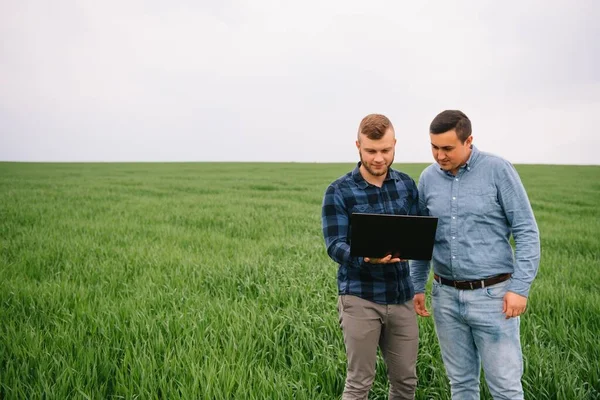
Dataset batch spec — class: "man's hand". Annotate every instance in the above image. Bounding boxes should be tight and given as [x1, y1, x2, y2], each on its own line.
[503, 291, 528, 319]
[413, 293, 430, 317]
[364, 254, 406, 264]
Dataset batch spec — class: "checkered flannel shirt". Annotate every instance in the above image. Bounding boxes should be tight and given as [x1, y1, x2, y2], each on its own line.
[322, 163, 419, 304]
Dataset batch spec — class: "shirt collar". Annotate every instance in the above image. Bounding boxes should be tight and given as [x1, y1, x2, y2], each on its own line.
[464, 145, 480, 169]
[352, 162, 398, 188]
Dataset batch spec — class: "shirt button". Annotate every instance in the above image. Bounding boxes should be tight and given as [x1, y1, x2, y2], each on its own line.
[452, 197, 456, 200]
[452, 216, 456, 219]
[455, 178, 459, 181]
[452, 236, 455, 239]
[452, 256, 456, 259]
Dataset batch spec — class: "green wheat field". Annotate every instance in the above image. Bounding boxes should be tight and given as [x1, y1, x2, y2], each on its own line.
[1, 162, 598, 399]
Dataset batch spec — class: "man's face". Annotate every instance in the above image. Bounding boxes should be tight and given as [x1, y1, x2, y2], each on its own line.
[429, 129, 473, 175]
[356, 128, 396, 178]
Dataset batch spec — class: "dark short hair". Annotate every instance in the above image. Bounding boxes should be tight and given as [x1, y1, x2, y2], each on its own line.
[430, 110, 472, 142]
[358, 114, 394, 140]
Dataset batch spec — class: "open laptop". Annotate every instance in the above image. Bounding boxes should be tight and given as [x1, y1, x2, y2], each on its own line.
[350, 213, 438, 260]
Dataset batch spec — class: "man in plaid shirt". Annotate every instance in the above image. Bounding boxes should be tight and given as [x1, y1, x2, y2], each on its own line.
[322, 114, 419, 400]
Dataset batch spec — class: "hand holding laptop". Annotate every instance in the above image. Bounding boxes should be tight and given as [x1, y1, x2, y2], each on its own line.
[364, 255, 407, 264]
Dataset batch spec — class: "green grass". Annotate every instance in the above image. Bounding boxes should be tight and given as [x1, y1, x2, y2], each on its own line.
[0, 162, 598, 399]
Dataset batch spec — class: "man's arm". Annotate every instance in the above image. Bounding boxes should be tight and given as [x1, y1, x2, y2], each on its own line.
[410, 174, 432, 317]
[408, 177, 420, 216]
[410, 174, 432, 294]
[321, 185, 361, 267]
[496, 161, 541, 298]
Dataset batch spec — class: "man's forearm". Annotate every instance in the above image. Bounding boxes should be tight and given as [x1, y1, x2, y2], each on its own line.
[509, 231, 540, 297]
[410, 260, 431, 293]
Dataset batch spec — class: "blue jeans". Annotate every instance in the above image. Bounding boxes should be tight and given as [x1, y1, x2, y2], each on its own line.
[431, 278, 524, 400]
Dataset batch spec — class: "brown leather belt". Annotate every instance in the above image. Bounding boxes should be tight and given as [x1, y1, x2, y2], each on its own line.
[434, 273, 511, 290]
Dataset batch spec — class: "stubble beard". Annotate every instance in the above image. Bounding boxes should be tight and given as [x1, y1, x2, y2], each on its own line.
[360, 151, 394, 177]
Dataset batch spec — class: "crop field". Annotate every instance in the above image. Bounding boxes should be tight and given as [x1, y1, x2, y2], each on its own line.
[1, 162, 598, 399]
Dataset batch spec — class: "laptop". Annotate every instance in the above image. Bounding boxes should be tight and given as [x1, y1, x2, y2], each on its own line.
[350, 213, 438, 260]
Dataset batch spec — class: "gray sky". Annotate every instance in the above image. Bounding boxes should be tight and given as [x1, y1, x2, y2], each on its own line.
[1, 0, 599, 164]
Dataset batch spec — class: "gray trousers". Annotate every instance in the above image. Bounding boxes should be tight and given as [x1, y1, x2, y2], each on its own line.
[338, 295, 418, 400]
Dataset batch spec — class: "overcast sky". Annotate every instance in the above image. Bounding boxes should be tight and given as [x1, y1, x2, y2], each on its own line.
[1, 0, 599, 164]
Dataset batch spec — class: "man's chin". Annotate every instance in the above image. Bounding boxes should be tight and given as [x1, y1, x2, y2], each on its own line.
[369, 167, 387, 176]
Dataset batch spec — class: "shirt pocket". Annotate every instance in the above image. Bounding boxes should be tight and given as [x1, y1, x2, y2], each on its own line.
[351, 204, 378, 214]
[351, 204, 383, 214]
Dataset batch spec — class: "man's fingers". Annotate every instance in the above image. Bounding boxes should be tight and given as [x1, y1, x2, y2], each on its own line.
[416, 305, 430, 317]
[414, 300, 422, 312]
[417, 307, 431, 317]
[504, 291, 528, 318]
[414, 302, 424, 316]
[505, 304, 515, 319]
[507, 310, 523, 319]
[365, 255, 402, 264]
[413, 294, 431, 317]
[512, 307, 527, 318]
[505, 306, 527, 319]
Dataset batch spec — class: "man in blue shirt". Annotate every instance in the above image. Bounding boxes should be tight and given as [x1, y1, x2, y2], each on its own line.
[411, 110, 540, 399]
[322, 114, 419, 400]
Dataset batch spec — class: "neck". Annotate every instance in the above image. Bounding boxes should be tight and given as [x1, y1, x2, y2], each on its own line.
[451, 147, 473, 176]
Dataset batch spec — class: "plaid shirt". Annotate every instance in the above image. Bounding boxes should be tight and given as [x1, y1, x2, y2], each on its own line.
[322, 163, 419, 304]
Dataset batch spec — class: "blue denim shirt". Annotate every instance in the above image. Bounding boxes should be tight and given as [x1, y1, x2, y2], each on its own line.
[322, 163, 419, 304]
[410, 146, 540, 297]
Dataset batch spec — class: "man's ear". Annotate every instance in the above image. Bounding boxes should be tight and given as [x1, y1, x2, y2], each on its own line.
[355, 140, 361, 150]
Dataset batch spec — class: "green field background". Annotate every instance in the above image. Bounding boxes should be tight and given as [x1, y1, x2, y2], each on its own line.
[1, 162, 598, 399]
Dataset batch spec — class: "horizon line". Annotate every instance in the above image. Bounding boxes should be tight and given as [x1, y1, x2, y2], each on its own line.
[1, 160, 599, 167]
